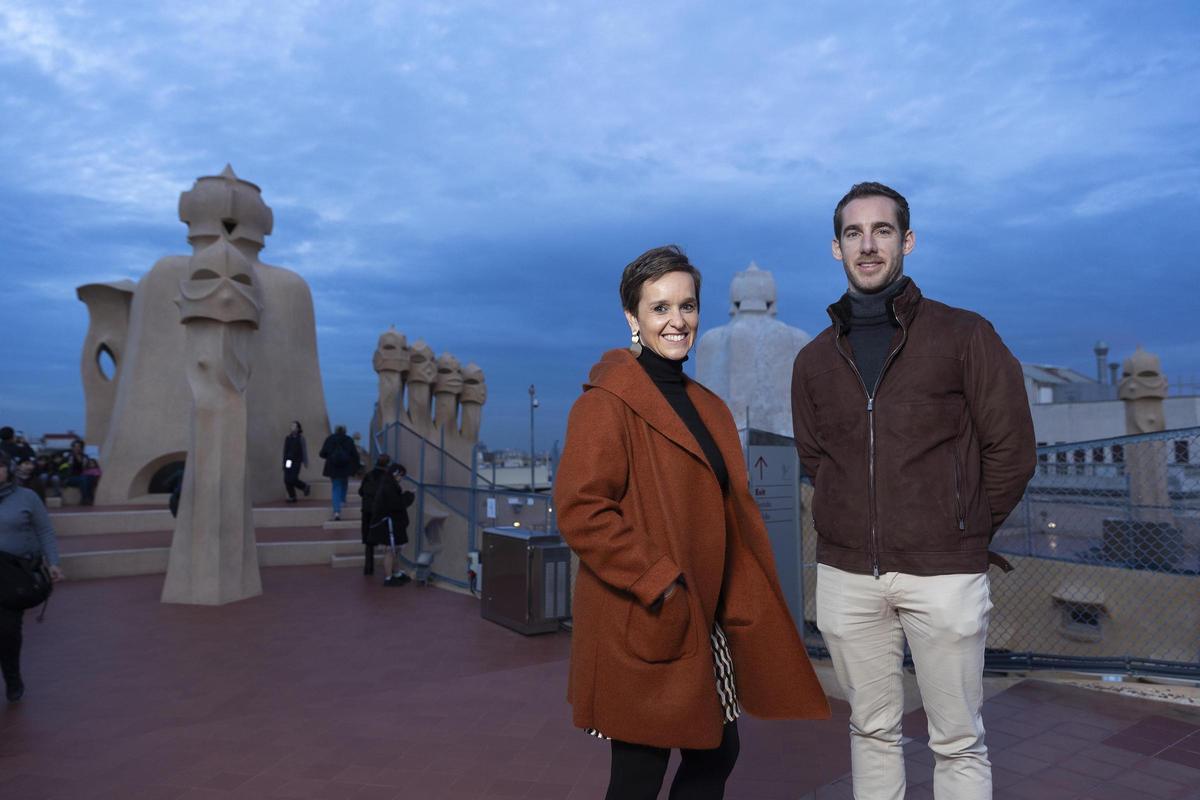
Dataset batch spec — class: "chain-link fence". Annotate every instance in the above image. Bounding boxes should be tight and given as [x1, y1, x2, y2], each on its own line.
[798, 427, 1200, 677]
[986, 427, 1200, 676]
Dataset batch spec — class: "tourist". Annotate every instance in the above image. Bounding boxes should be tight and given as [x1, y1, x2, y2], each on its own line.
[790, 182, 1036, 799]
[15, 460, 46, 503]
[370, 462, 414, 587]
[357, 454, 391, 576]
[0, 454, 65, 702]
[0, 428, 34, 463]
[319, 425, 359, 521]
[63, 439, 97, 506]
[554, 246, 829, 799]
[281, 421, 311, 504]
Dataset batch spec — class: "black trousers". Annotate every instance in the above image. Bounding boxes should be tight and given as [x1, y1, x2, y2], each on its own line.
[0, 606, 23, 686]
[607, 721, 740, 800]
[283, 467, 309, 500]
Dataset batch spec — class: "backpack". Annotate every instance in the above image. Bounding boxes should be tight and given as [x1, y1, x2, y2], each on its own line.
[329, 437, 353, 469]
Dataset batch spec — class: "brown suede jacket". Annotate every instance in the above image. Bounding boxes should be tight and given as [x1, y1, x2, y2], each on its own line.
[790, 279, 1036, 576]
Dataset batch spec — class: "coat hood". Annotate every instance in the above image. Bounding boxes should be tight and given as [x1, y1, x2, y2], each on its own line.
[581, 348, 738, 474]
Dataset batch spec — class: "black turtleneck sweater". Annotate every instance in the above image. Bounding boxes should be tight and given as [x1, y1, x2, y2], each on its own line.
[845, 276, 909, 395]
[636, 348, 729, 494]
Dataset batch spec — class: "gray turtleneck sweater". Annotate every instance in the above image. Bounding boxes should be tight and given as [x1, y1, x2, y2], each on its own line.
[845, 276, 910, 395]
[0, 483, 60, 565]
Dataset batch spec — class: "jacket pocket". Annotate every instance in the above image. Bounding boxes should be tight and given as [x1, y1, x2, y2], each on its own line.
[625, 585, 696, 663]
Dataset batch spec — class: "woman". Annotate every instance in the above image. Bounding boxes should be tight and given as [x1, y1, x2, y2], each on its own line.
[370, 463, 414, 587]
[282, 421, 311, 503]
[0, 454, 65, 702]
[554, 245, 829, 798]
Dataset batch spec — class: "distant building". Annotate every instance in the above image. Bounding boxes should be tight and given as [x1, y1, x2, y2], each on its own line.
[1023, 342, 1200, 446]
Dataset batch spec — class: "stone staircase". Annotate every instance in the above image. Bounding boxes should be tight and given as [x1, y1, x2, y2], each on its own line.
[51, 481, 368, 580]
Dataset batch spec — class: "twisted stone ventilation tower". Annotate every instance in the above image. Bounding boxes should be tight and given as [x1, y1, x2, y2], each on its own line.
[1119, 347, 1171, 525]
[79, 165, 331, 509]
[368, 326, 487, 467]
[162, 238, 263, 605]
[696, 262, 811, 436]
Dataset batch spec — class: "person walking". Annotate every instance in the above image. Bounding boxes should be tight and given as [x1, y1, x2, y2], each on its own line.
[282, 421, 311, 503]
[357, 454, 390, 575]
[319, 425, 360, 521]
[555, 245, 829, 799]
[371, 463, 414, 587]
[790, 182, 1036, 800]
[0, 454, 65, 702]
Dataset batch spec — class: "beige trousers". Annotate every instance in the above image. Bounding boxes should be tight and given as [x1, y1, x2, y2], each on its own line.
[816, 564, 993, 800]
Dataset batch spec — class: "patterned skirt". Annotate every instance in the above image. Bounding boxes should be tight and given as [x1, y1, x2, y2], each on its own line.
[584, 622, 741, 740]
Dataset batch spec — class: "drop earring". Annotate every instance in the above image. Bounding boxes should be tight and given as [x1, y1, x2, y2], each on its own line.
[629, 330, 642, 357]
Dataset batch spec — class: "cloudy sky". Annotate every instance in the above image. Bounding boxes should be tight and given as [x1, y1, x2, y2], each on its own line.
[2, 0, 1197, 452]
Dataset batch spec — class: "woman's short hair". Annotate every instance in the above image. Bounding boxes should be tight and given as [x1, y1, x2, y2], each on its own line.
[619, 245, 702, 314]
[292, 420, 303, 434]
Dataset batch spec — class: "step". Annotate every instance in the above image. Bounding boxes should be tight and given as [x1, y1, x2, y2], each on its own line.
[323, 519, 363, 532]
[306, 480, 363, 501]
[52, 504, 362, 536]
[60, 539, 363, 580]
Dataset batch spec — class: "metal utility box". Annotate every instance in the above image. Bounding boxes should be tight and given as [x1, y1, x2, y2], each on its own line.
[481, 526, 572, 635]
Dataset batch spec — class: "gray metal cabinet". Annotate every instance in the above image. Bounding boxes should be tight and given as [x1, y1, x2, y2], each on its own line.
[481, 526, 571, 635]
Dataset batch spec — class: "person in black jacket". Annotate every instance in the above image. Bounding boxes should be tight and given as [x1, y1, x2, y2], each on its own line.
[357, 454, 390, 575]
[371, 463, 414, 587]
[282, 421, 311, 503]
[319, 425, 360, 520]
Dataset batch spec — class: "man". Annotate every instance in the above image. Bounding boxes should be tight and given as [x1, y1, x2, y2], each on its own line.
[791, 182, 1035, 799]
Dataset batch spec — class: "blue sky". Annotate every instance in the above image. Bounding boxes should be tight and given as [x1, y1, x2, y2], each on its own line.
[2, 1, 1197, 452]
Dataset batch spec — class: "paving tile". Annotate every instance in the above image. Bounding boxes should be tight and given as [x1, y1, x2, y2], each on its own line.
[1111, 768, 1192, 800]
[1027, 764, 1101, 794]
[991, 749, 1055, 777]
[1158, 746, 1200, 771]
[8, 566, 1199, 800]
[1104, 732, 1169, 756]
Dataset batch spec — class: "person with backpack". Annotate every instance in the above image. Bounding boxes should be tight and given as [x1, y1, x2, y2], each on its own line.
[319, 425, 360, 521]
[0, 453, 64, 703]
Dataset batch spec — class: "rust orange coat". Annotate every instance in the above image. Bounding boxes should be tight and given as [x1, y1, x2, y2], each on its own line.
[554, 349, 830, 749]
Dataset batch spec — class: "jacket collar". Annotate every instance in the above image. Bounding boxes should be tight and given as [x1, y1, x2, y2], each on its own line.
[584, 349, 719, 468]
[827, 276, 923, 333]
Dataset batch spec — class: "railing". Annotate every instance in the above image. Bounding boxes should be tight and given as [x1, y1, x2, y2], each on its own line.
[372, 420, 553, 588]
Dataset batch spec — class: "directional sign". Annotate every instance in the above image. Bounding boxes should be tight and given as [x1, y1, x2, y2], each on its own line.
[748, 444, 803, 624]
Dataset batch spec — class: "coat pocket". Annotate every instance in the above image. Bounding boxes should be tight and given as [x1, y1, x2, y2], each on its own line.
[625, 586, 696, 663]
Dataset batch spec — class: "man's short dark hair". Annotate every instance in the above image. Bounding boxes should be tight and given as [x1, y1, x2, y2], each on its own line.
[0, 427, 12, 441]
[619, 245, 702, 314]
[833, 182, 910, 238]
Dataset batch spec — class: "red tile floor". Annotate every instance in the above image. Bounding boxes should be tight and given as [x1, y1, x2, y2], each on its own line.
[2, 566, 1198, 799]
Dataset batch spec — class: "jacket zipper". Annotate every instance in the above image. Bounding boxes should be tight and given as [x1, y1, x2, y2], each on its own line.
[953, 448, 965, 531]
[833, 316, 909, 579]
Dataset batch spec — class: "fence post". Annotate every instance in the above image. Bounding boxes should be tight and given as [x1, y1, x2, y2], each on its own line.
[468, 442, 479, 553]
[416, 441, 426, 558]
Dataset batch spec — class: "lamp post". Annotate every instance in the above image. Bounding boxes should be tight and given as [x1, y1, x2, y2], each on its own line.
[529, 384, 538, 492]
